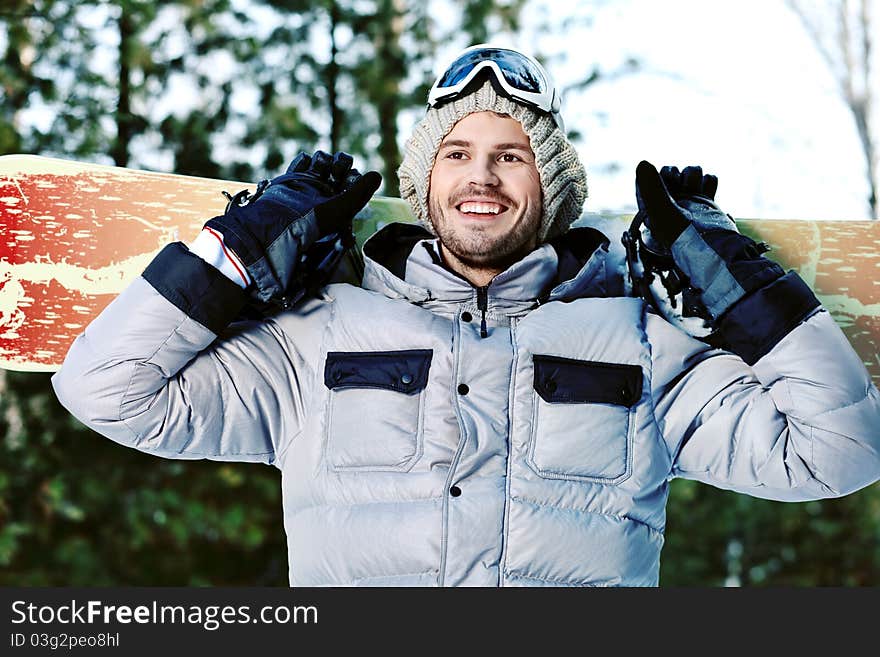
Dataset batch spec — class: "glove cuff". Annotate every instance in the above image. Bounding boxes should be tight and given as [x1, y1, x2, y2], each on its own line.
[143, 242, 249, 334]
[715, 271, 822, 365]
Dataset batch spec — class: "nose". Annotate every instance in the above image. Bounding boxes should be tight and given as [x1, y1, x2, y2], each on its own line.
[467, 157, 500, 187]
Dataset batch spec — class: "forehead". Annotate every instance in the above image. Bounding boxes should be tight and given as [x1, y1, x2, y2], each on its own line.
[442, 111, 532, 148]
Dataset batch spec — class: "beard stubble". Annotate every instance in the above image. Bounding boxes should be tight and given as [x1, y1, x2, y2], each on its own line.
[428, 191, 542, 271]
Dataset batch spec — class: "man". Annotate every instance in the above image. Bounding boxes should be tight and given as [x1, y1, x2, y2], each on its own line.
[52, 45, 880, 586]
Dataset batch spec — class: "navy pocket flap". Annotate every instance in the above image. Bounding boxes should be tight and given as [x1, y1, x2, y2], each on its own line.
[533, 355, 642, 407]
[324, 349, 433, 394]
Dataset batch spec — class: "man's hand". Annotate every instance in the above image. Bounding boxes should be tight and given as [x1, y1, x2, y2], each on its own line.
[205, 151, 381, 305]
[634, 160, 783, 323]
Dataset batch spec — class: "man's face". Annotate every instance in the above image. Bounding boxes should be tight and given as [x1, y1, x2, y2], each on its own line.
[428, 111, 543, 271]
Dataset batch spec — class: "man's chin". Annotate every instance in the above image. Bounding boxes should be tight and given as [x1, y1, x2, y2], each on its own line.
[443, 236, 528, 269]
[429, 207, 541, 271]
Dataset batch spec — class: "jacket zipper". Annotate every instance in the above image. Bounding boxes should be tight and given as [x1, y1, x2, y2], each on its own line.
[439, 317, 469, 586]
[477, 285, 489, 338]
[498, 315, 518, 586]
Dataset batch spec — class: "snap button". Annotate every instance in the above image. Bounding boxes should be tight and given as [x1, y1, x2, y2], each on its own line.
[461, 311, 473, 322]
[545, 379, 557, 394]
[401, 373, 413, 385]
[457, 383, 469, 395]
[449, 485, 462, 497]
[620, 387, 630, 403]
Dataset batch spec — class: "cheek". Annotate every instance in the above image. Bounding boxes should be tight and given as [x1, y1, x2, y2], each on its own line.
[519, 169, 542, 209]
[429, 163, 453, 201]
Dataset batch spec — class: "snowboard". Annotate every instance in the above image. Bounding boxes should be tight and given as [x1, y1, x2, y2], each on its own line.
[2, 154, 879, 389]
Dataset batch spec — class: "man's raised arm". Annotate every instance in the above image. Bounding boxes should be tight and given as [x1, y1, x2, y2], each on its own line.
[52, 151, 380, 464]
[637, 161, 880, 499]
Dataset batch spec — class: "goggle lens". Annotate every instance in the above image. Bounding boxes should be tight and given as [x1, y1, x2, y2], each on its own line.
[435, 47, 547, 96]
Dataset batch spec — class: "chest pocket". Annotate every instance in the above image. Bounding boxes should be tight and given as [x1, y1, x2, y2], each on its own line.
[323, 349, 432, 472]
[528, 355, 642, 484]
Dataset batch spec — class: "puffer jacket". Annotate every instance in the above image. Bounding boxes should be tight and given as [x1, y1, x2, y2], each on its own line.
[51, 222, 880, 586]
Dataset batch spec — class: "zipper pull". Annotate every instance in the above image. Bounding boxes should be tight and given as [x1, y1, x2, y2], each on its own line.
[477, 285, 489, 338]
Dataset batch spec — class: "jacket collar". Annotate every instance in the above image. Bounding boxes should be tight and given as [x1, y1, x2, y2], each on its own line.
[361, 222, 617, 313]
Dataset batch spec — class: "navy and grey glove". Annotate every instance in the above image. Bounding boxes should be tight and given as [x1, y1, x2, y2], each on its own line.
[205, 150, 381, 306]
[635, 160, 820, 363]
[635, 161, 784, 321]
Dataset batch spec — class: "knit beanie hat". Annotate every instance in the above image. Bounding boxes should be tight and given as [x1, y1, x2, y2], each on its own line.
[398, 77, 588, 242]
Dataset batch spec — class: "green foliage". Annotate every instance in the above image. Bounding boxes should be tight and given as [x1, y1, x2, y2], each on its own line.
[0, 1, 63, 154]
[662, 479, 880, 586]
[0, 371, 287, 585]
[457, 0, 526, 44]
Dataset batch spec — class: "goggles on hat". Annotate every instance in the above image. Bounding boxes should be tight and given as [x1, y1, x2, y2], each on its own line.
[427, 44, 565, 131]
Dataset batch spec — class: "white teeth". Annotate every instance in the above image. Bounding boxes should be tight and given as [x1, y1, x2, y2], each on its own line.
[459, 202, 502, 215]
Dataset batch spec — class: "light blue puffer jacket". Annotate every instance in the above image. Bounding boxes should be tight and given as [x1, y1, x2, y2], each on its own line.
[52, 222, 880, 586]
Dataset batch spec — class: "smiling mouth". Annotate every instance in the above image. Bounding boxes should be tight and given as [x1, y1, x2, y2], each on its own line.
[456, 201, 509, 217]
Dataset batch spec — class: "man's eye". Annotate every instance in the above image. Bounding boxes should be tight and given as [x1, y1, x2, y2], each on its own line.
[447, 151, 466, 160]
[499, 153, 522, 162]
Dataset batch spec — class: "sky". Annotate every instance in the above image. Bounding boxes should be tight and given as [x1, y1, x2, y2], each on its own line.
[514, 0, 877, 220]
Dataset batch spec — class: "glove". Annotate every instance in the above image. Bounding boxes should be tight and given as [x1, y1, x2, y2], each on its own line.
[634, 160, 784, 324]
[205, 150, 381, 306]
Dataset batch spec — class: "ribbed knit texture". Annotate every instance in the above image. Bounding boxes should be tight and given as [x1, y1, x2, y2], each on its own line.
[398, 79, 588, 242]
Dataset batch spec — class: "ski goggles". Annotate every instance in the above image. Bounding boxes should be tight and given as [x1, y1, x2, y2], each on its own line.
[427, 44, 565, 131]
